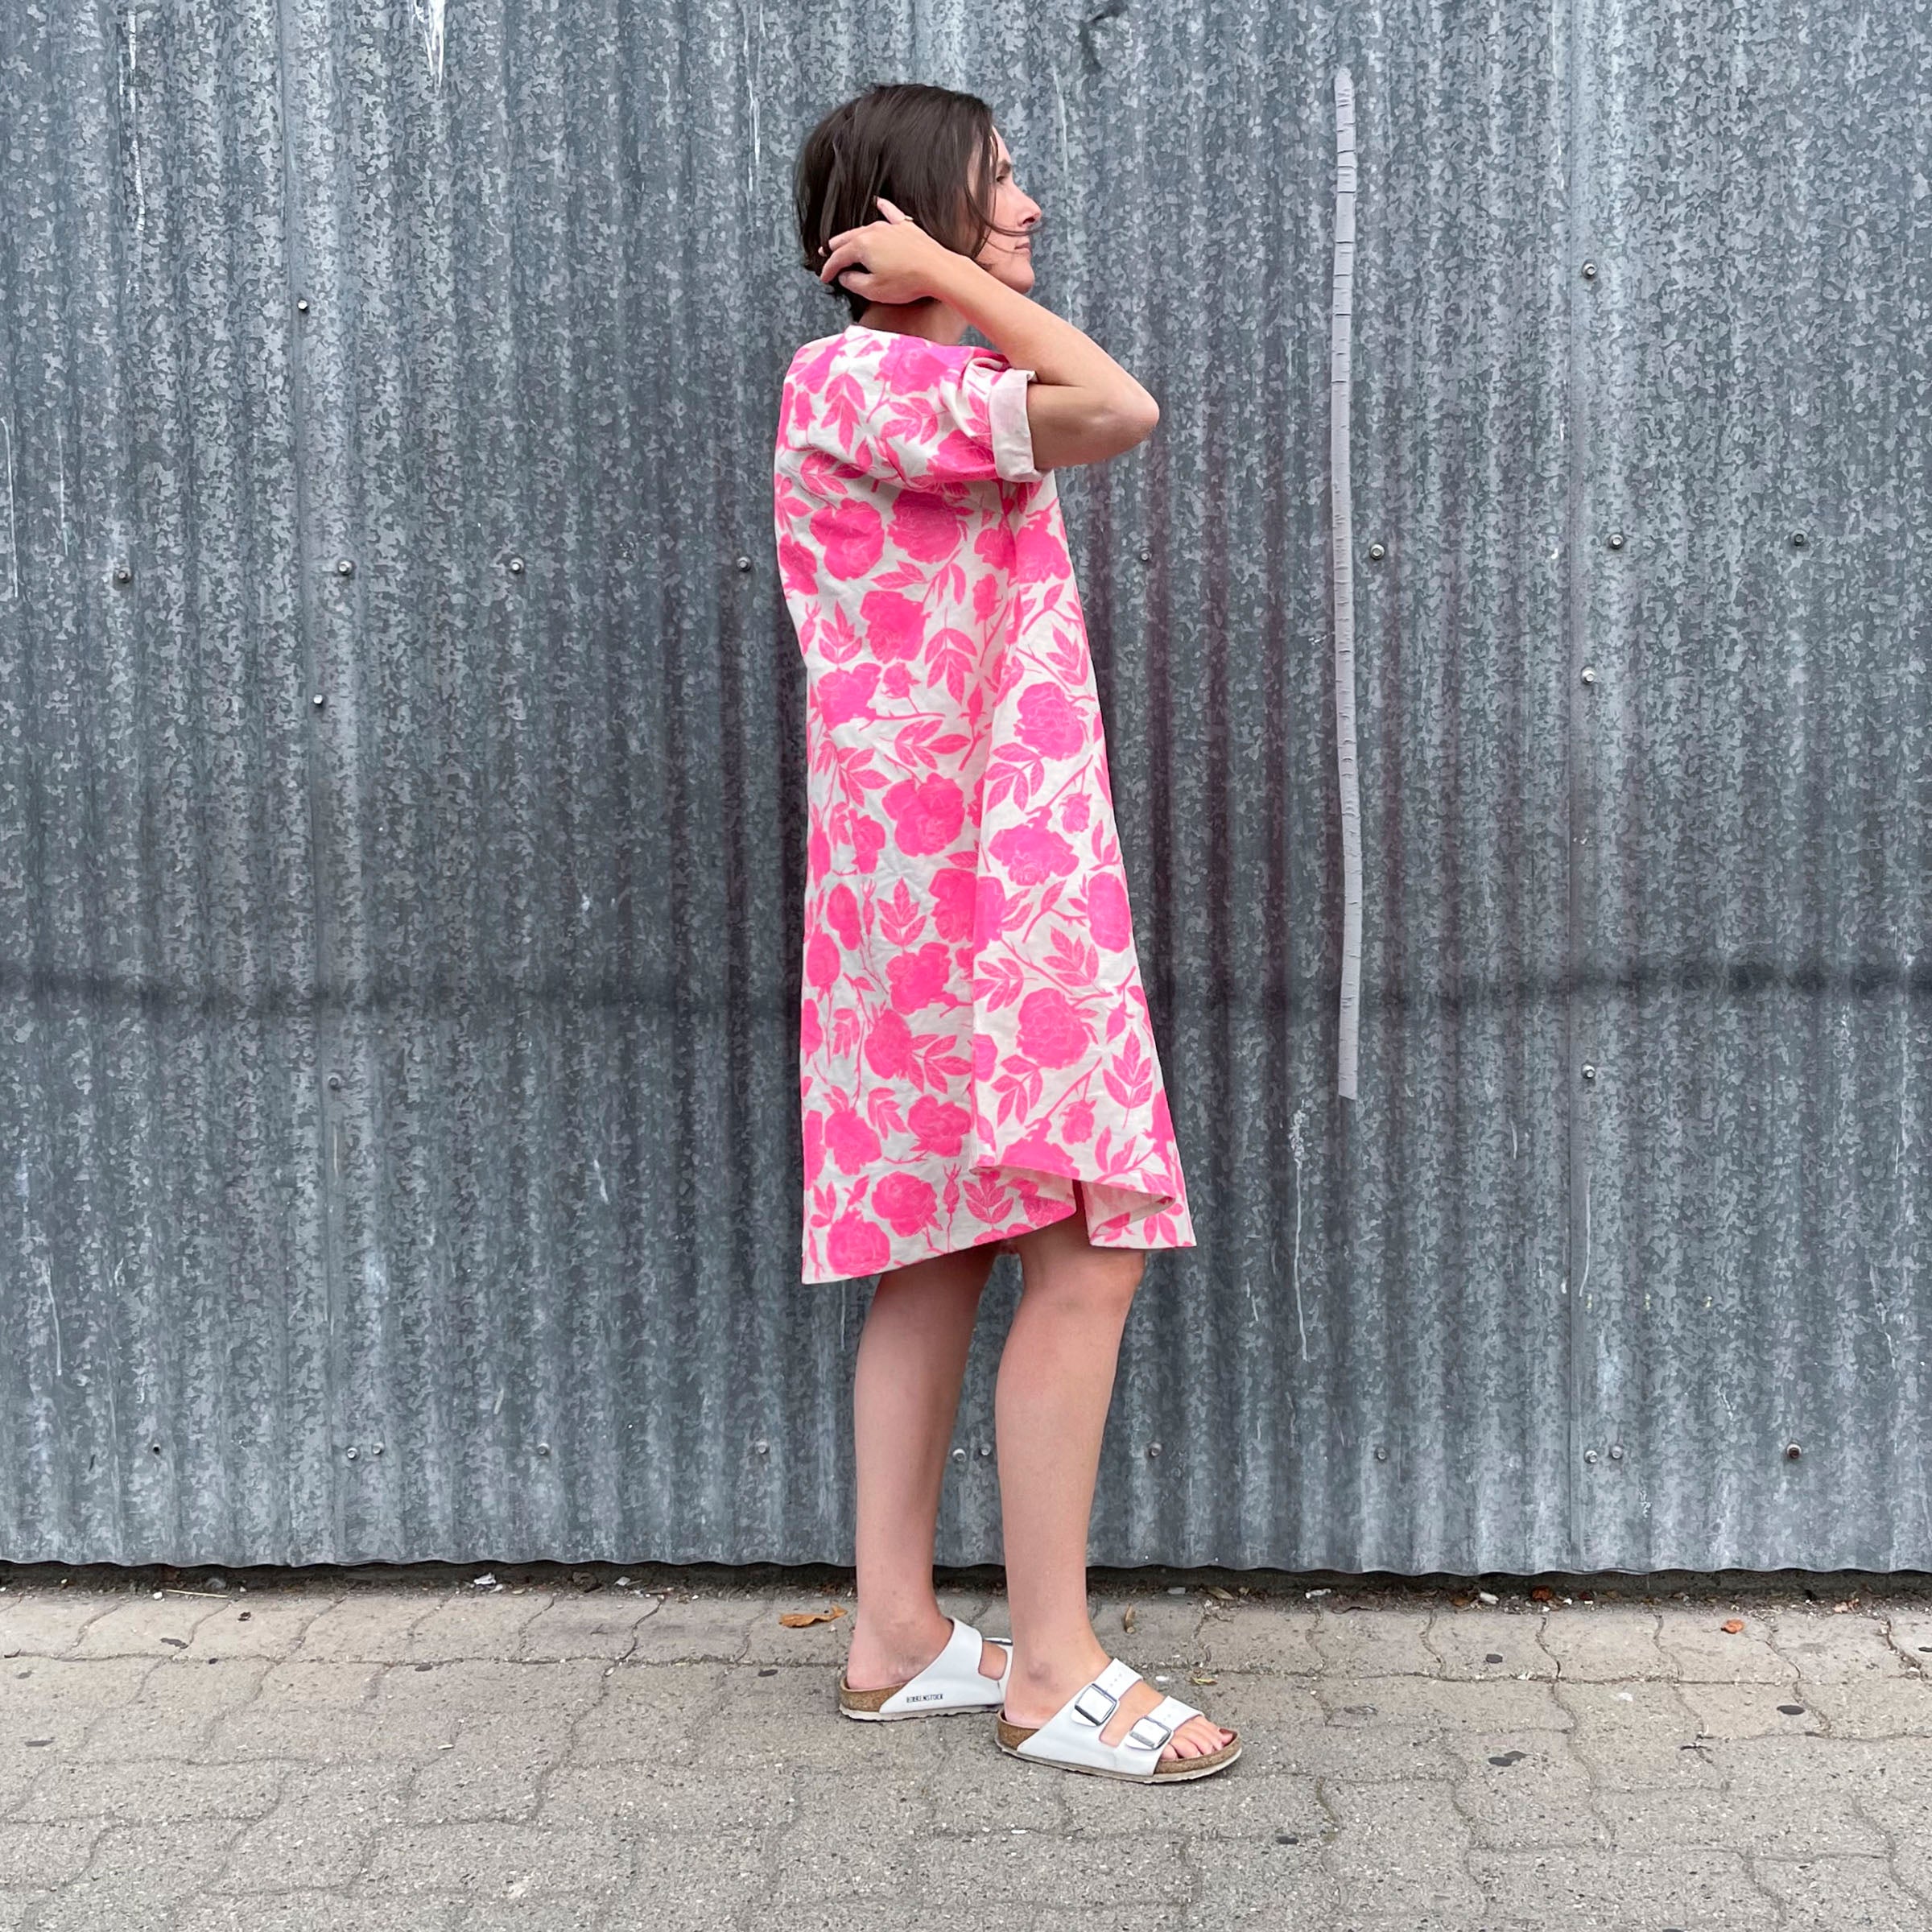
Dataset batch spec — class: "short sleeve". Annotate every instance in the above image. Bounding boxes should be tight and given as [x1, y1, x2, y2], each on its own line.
[791, 336, 1046, 492]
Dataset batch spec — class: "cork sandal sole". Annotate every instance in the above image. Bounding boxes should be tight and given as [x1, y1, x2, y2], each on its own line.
[838, 1673, 1006, 1720]
[994, 1712, 1242, 1781]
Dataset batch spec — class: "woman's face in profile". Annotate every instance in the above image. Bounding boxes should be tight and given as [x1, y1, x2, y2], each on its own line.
[973, 129, 1041, 293]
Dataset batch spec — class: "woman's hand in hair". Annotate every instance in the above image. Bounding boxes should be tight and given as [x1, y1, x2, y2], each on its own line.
[816, 197, 955, 304]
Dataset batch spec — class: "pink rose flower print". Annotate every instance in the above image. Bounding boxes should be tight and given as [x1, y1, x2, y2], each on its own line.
[778, 535, 818, 594]
[819, 663, 881, 726]
[825, 883, 863, 951]
[860, 588, 927, 662]
[1014, 518, 1069, 582]
[826, 1210, 892, 1276]
[1014, 683, 1086, 759]
[887, 941, 953, 1013]
[850, 816, 886, 873]
[989, 824, 1078, 884]
[802, 1109, 824, 1181]
[1061, 1099, 1096, 1143]
[810, 498, 885, 579]
[884, 774, 965, 855]
[931, 865, 976, 940]
[864, 1009, 916, 1080]
[801, 1000, 824, 1057]
[1017, 989, 1091, 1067]
[824, 1104, 884, 1173]
[1001, 1129, 1075, 1175]
[1085, 871, 1134, 951]
[805, 932, 843, 991]
[873, 1171, 938, 1236]
[888, 492, 964, 564]
[908, 1095, 971, 1156]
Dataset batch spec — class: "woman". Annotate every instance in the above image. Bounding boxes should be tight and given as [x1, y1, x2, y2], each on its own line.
[774, 82, 1239, 1783]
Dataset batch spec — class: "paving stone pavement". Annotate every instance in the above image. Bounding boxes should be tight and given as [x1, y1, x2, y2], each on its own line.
[2, 1565, 1930, 1932]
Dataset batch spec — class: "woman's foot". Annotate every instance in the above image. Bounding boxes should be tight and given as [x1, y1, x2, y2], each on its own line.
[842, 1610, 1009, 1692]
[1001, 1641, 1234, 1762]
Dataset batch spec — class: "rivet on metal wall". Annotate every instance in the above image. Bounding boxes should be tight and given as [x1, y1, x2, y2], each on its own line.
[537, 1442, 551, 1455]
[1583, 1448, 1600, 1465]
[312, 694, 326, 709]
[979, 1443, 992, 1457]
[735, 555, 753, 572]
[1580, 667, 1597, 686]
[1581, 261, 1598, 279]
[149, 1443, 162, 1455]
[1147, 1442, 1162, 1458]
[295, 297, 311, 314]
[1607, 532, 1625, 550]
[1368, 542, 1386, 562]
[1608, 1443, 1624, 1461]
[1785, 1443, 1803, 1460]
[753, 1439, 770, 1456]
[1373, 1446, 1389, 1463]
[507, 556, 525, 575]
[1582, 1064, 1597, 1082]
[326, 1073, 342, 1091]
[336, 559, 354, 578]
[1137, 549, 1153, 564]
[1790, 530, 1808, 548]
[345, 1446, 358, 1461]
[113, 564, 132, 584]
[371, 1443, 384, 1456]
[951, 1447, 967, 1463]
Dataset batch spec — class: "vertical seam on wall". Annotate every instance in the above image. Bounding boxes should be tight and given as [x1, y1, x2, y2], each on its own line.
[1562, 0, 1592, 1571]
[1329, 68, 1362, 1103]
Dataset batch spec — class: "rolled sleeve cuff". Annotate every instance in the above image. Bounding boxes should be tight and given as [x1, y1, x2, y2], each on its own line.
[988, 365, 1046, 482]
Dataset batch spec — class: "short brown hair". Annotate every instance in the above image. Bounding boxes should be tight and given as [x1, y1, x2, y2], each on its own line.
[793, 83, 1009, 324]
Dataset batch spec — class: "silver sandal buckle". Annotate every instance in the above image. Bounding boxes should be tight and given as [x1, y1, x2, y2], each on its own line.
[1071, 1682, 1120, 1728]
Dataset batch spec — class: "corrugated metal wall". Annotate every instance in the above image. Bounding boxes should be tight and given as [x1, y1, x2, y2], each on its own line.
[2, 0, 1926, 1570]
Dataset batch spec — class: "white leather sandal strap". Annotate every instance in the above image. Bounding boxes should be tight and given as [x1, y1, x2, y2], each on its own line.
[877, 1616, 1004, 1714]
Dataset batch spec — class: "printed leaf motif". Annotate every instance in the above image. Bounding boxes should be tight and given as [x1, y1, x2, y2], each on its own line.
[1046, 930, 1100, 989]
[866, 1088, 906, 1138]
[892, 719, 947, 774]
[977, 955, 1028, 1011]
[1103, 1035, 1154, 1111]
[879, 879, 926, 947]
[832, 1007, 861, 1058]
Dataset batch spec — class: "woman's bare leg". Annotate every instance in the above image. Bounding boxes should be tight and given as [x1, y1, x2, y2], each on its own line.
[994, 1185, 1233, 1761]
[842, 1243, 1010, 1690]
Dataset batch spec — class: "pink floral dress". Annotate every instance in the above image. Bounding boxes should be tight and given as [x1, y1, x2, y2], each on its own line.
[774, 322, 1195, 1283]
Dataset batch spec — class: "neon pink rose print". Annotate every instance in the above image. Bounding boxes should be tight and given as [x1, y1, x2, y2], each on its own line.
[825, 884, 862, 951]
[908, 1095, 971, 1156]
[810, 498, 884, 579]
[819, 663, 881, 726]
[864, 1009, 915, 1080]
[826, 1210, 892, 1275]
[873, 1171, 939, 1236]
[931, 866, 976, 940]
[884, 774, 965, 855]
[776, 323, 1194, 1282]
[1085, 872, 1133, 951]
[861, 588, 926, 661]
[1015, 683, 1087, 759]
[989, 824, 1078, 884]
[824, 1104, 882, 1173]
[889, 493, 964, 563]
[1017, 989, 1091, 1067]
[887, 941, 953, 1013]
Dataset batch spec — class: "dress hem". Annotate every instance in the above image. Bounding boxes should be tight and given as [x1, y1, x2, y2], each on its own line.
[801, 1159, 1195, 1286]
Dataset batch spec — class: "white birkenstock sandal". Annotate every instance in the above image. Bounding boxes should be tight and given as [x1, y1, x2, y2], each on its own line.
[837, 1615, 1014, 1721]
[994, 1655, 1241, 1781]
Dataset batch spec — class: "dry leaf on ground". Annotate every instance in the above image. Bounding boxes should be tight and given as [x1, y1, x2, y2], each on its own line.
[778, 1606, 847, 1628]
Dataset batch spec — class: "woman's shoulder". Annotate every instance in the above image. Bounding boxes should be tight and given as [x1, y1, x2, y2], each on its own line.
[786, 325, 1009, 389]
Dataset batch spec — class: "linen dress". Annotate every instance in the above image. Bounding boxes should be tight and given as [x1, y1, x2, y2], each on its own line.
[774, 321, 1195, 1284]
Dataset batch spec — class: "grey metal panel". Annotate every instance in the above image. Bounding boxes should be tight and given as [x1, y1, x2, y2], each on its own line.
[0, 0, 1924, 1569]
[1571, 0, 1932, 1567]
